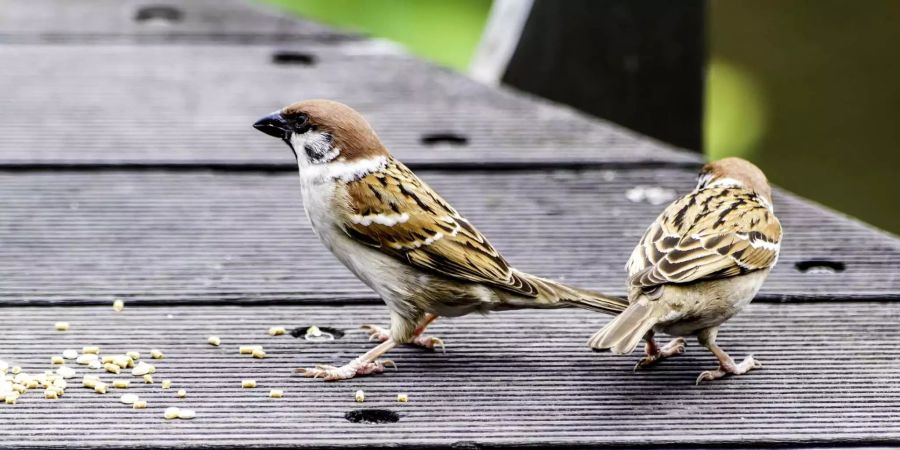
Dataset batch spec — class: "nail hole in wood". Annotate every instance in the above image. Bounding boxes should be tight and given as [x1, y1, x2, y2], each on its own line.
[795, 260, 846, 273]
[421, 133, 468, 146]
[272, 51, 317, 66]
[290, 326, 345, 341]
[345, 409, 399, 424]
[134, 5, 183, 23]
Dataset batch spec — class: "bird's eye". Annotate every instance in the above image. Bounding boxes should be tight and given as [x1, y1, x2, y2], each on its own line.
[289, 113, 311, 133]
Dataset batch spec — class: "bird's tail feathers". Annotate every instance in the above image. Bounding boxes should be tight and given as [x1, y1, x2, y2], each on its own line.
[586, 299, 662, 353]
[515, 270, 629, 316]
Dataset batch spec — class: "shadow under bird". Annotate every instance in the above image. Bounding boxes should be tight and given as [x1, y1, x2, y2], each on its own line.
[588, 157, 783, 383]
[253, 99, 629, 380]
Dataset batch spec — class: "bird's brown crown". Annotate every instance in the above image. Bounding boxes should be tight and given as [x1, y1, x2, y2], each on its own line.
[699, 157, 772, 201]
[282, 99, 389, 161]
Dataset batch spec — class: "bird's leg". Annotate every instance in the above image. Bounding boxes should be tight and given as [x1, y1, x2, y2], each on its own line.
[298, 314, 442, 381]
[361, 313, 445, 352]
[695, 327, 761, 384]
[296, 338, 398, 381]
[635, 330, 686, 370]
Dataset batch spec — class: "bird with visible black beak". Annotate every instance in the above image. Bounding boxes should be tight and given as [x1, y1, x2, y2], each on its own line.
[254, 99, 629, 381]
[588, 157, 783, 383]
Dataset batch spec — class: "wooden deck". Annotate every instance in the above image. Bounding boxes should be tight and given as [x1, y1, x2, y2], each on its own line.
[1, 1, 899, 448]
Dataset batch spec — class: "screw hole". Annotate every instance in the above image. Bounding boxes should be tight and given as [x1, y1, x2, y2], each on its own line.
[345, 409, 399, 424]
[134, 5, 183, 23]
[795, 260, 846, 273]
[290, 326, 345, 341]
[421, 133, 468, 146]
[272, 51, 317, 66]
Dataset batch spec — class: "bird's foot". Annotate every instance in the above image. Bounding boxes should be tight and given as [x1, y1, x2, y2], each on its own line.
[361, 324, 445, 352]
[635, 337, 686, 370]
[695, 355, 762, 384]
[295, 359, 396, 381]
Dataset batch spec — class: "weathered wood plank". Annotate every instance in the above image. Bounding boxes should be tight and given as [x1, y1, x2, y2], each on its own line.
[0, 44, 699, 167]
[0, 0, 350, 43]
[1, 303, 899, 448]
[1, 168, 895, 305]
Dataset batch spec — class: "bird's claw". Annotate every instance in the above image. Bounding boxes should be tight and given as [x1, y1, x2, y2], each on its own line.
[634, 337, 686, 371]
[295, 359, 397, 381]
[695, 355, 762, 385]
[412, 335, 446, 353]
[360, 324, 391, 342]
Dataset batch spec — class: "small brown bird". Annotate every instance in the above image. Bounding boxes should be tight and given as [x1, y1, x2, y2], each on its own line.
[587, 157, 782, 383]
[253, 99, 628, 381]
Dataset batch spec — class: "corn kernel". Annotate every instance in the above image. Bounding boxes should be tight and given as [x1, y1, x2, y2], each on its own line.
[207, 336, 221, 346]
[269, 389, 284, 398]
[176, 389, 186, 398]
[82, 346, 100, 354]
[4, 395, 16, 404]
[94, 382, 108, 394]
[112, 380, 130, 389]
[177, 409, 196, 419]
[133, 400, 147, 409]
[101, 355, 114, 364]
[113, 299, 124, 312]
[239, 345, 261, 355]
[143, 375, 153, 384]
[26, 379, 39, 389]
[397, 393, 409, 403]
[241, 380, 256, 388]
[164, 407, 180, 419]
[114, 355, 131, 368]
[56, 366, 76, 379]
[268, 326, 286, 336]
[355, 390, 365, 403]
[126, 351, 140, 361]
[150, 349, 164, 360]
[63, 350, 78, 359]
[12, 384, 26, 394]
[161, 380, 172, 389]
[104, 363, 120, 374]
[251, 349, 266, 359]
[54, 322, 69, 331]
[10, 366, 21, 375]
[44, 389, 59, 399]
[120, 393, 139, 405]
[51, 356, 65, 365]
[132, 361, 154, 376]
[76, 354, 98, 365]
[82, 375, 100, 389]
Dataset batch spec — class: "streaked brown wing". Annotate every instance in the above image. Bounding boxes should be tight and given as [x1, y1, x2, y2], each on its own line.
[337, 158, 540, 297]
[627, 186, 782, 290]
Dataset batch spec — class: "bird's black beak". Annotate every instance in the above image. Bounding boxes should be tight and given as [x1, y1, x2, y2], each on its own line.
[253, 112, 291, 140]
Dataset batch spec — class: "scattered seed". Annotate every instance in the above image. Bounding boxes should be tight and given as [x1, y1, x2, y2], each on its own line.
[397, 393, 409, 403]
[355, 390, 365, 403]
[268, 326, 286, 336]
[4, 395, 16, 404]
[269, 389, 284, 398]
[56, 366, 76, 379]
[10, 366, 21, 375]
[176, 389, 186, 398]
[251, 349, 266, 359]
[76, 354, 98, 365]
[143, 375, 153, 384]
[88, 360, 102, 370]
[126, 351, 140, 361]
[177, 409, 196, 419]
[112, 380, 130, 389]
[82, 346, 100, 355]
[54, 322, 69, 332]
[132, 361, 154, 376]
[164, 407, 180, 420]
[120, 393, 139, 404]
[239, 345, 261, 355]
[51, 356, 65, 365]
[82, 375, 100, 389]
[306, 325, 322, 337]
[150, 349, 164, 360]
[161, 379, 172, 389]
[44, 389, 59, 399]
[104, 363, 121, 374]
[133, 400, 147, 409]
[94, 382, 108, 394]
[113, 299, 125, 312]
[63, 350, 78, 360]
[207, 336, 221, 346]
[241, 380, 257, 389]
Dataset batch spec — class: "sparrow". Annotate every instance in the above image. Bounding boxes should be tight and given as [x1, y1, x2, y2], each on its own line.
[587, 157, 782, 383]
[253, 99, 629, 381]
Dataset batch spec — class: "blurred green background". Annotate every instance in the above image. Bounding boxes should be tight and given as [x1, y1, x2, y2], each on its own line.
[262, 0, 899, 235]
